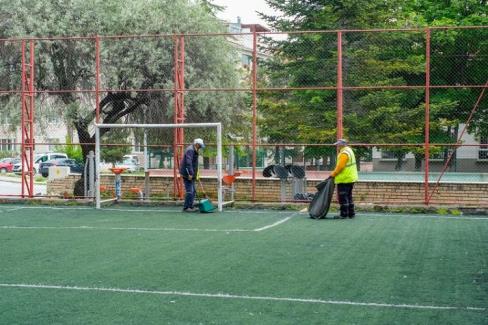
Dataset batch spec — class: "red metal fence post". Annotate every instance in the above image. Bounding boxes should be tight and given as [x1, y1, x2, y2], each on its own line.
[173, 35, 185, 199]
[251, 29, 258, 201]
[337, 31, 343, 140]
[424, 28, 431, 205]
[20, 40, 35, 198]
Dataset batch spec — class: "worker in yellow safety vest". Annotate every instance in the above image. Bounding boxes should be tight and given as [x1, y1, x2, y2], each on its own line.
[329, 139, 358, 219]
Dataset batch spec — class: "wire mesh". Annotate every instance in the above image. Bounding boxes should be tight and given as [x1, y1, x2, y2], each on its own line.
[343, 31, 426, 88]
[0, 27, 486, 205]
[430, 28, 488, 87]
[258, 32, 338, 89]
[0, 40, 22, 92]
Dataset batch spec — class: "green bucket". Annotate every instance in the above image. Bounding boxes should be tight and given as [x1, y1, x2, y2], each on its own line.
[199, 199, 215, 213]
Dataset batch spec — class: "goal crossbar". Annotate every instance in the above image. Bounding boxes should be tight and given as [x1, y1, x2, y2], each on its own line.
[94, 122, 223, 211]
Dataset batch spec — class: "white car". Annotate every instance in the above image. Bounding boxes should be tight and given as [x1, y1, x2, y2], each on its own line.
[13, 153, 68, 174]
[100, 159, 140, 173]
[116, 158, 140, 173]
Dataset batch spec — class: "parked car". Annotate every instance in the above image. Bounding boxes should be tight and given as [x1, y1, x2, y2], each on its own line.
[123, 154, 140, 166]
[40, 158, 83, 177]
[99, 158, 141, 173]
[117, 158, 140, 173]
[13, 152, 68, 175]
[0, 158, 20, 173]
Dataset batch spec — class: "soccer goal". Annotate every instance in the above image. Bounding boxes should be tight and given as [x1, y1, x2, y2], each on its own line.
[94, 122, 223, 212]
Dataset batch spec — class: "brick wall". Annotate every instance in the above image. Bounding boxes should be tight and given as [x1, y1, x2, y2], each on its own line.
[47, 175, 488, 208]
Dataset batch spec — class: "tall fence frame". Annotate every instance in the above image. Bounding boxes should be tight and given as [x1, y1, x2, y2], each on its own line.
[0, 25, 487, 205]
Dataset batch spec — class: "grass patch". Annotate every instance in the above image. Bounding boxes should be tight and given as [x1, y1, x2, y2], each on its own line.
[0, 206, 487, 324]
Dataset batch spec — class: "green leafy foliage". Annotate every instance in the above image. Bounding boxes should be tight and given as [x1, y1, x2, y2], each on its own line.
[0, 0, 247, 161]
[100, 128, 132, 166]
[260, 0, 487, 169]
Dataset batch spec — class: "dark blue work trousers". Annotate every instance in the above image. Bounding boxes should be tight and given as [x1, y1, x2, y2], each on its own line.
[183, 178, 196, 209]
[337, 183, 355, 218]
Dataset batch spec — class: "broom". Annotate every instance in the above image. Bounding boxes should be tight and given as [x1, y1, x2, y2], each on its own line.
[197, 174, 215, 213]
[188, 168, 215, 213]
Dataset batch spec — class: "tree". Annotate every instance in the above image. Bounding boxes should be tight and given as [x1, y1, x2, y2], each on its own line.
[0, 0, 247, 161]
[260, 0, 414, 169]
[260, 0, 487, 170]
[100, 128, 132, 167]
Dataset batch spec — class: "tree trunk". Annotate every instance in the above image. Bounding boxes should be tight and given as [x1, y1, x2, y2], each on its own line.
[395, 154, 405, 170]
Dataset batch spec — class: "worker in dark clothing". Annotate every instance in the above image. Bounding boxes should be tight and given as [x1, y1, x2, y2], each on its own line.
[329, 139, 358, 219]
[180, 138, 205, 212]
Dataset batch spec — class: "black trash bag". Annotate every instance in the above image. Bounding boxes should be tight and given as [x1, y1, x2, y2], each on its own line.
[293, 192, 315, 201]
[262, 165, 275, 178]
[273, 165, 289, 179]
[309, 177, 335, 219]
[290, 165, 305, 179]
[285, 164, 293, 173]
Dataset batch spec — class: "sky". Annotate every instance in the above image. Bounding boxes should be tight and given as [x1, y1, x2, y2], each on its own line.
[212, 0, 278, 28]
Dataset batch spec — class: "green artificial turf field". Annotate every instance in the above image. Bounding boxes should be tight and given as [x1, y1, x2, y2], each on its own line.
[0, 205, 486, 324]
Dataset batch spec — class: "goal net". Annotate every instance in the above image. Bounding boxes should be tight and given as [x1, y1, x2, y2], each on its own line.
[94, 123, 223, 211]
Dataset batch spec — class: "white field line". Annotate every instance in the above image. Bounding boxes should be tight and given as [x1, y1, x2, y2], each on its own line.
[3, 207, 25, 212]
[362, 213, 488, 221]
[0, 214, 298, 233]
[0, 225, 251, 232]
[253, 214, 295, 232]
[0, 206, 298, 232]
[100, 198, 117, 204]
[3, 206, 488, 220]
[1, 206, 295, 215]
[0, 283, 484, 311]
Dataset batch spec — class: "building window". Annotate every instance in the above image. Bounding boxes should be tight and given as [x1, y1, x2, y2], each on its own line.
[381, 151, 396, 159]
[0, 138, 15, 151]
[479, 136, 488, 160]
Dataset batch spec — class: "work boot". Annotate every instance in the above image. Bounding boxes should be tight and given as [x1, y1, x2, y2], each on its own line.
[348, 204, 355, 218]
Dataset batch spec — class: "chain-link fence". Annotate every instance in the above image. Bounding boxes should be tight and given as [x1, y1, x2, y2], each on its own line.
[0, 27, 486, 207]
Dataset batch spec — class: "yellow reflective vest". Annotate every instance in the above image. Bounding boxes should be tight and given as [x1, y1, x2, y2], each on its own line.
[334, 146, 358, 184]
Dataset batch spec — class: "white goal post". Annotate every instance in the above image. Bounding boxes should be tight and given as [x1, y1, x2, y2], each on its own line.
[94, 122, 223, 212]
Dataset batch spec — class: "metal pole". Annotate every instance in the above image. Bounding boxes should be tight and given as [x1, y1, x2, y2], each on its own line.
[95, 127, 101, 208]
[251, 29, 258, 201]
[95, 123, 222, 128]
[20, 40, 26, 198]
[20, 40, 35, 198]
[88, 150, 95, 198]
[144, 130, 149, 199]
[95, 35, 100, 124]
[144, 130, 148, 171]
[217, 124, 223, 212]
[29, 40, 35, 196]
[229, 145, 235, 202]
[173, 35, 185, 199]
[424, 28, 431, 205]
[84, 159, 88, 197]
[337, 31, 344, 140]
